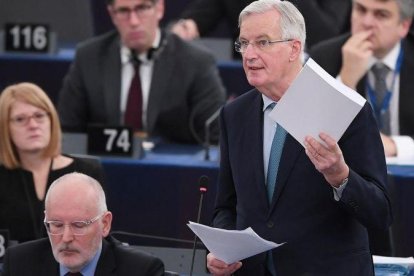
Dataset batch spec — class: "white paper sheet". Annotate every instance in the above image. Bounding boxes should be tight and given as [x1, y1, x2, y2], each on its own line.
[187, 221, 284, 264]
[269, 58, 366, 147]
[373, 255, 414, 269]
[386, 156, 414, 165]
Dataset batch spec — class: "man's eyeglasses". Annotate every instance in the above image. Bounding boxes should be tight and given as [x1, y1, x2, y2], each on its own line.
[234, 38, 293, 53]
[9, 112, 50, 126]
[113, 2, 156, 20]
[44, 213, 104, 236]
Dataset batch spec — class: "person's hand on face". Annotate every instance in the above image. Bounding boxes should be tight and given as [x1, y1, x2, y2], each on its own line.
[340, 30, 373, 89]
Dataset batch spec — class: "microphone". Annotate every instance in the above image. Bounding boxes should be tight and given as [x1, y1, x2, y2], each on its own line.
[189, 175, 209, 276]
[204, 108, 221, 161]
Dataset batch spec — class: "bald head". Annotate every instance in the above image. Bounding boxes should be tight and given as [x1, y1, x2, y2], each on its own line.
[45, 172, 107, 215]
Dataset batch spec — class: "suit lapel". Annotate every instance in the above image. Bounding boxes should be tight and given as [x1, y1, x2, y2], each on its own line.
[399, 38, 414, 133]
[241, 92, 268, 205]
[95, 239, 116, 276]
[269, 134, 303, 210]
[146, 34, 174, 133]
[40, 246, 60, 275]
[103, 36, 122, 125]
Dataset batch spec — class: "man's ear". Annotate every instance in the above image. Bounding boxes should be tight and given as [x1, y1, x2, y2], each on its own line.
[399, 18, 412, 38]
[156, 0, 165, 21]
[290, 40, 302, 61]
[101, 211, 113, 237]
[107, 5, 117, 26]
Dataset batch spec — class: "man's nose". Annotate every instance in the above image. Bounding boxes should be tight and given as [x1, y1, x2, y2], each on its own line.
[361, 12, 376, 27]
[243, 43, 259, 59]
[128, 10, 142, 25]
[61, 225, 75, 242]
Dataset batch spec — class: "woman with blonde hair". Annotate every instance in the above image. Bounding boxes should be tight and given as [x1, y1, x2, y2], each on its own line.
[0, 82, 105, 243]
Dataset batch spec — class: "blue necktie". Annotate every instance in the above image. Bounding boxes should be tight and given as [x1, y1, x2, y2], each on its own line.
[371, 62, 391, 134]
[266, 103, 287, 276]
[266, 120, 286, 275]
[266, 122, 287, 203]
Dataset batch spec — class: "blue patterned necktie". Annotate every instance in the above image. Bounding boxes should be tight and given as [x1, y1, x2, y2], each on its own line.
[371, 62, 391, 134]
[266, 119, 287, 203]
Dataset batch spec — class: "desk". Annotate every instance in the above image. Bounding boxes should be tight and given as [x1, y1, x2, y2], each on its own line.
[100, 146, 414, 259]
[0, 49, 251, 102]
[387, 165, 414, 258]
[102, 144, 220, 248]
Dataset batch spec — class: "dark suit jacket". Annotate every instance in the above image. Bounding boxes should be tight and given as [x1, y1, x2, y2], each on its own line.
[2, 236, 164, 276]
[214, 90, 392, 275]
[180, 0, 351, 49]
[58, 30, 226, 144]
[309, 33, 414, 137]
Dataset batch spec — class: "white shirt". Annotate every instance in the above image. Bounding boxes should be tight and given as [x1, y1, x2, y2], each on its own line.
[338, 42, 414, 159]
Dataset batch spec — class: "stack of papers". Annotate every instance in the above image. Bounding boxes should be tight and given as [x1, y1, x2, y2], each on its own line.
[270, 58, 366, 147]
[187, 221, 284, 264]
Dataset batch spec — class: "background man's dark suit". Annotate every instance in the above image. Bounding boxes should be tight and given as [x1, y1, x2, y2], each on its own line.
[179, 0, 351, 49]
[2, 236, 164, 276]
[214, 89, 391, 275]
[58, 30, 226, 144]
[309, 34, 414, 138]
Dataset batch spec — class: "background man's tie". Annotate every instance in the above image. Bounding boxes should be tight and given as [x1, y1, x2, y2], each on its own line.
[371, 62, 391, 134]
[124, 50, 143, 131]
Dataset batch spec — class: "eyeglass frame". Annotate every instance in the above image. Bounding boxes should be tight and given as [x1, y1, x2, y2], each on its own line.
[44, 213, 105, 236]
[112, 1, 157, 21]
[234, 38, 293, 53]
[9, 111, 50, 127]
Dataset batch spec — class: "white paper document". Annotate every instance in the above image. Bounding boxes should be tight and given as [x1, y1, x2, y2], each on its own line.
[269, 58, 366, 147]
[187, 221, 284, 264]
[386, 156, 414, 165]
[373, 255, 414, 269]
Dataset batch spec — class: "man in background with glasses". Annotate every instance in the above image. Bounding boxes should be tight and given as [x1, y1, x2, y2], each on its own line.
[58, 0, 225, 144]
[2, 172, 164, 276]
[207, 0, 390, 275]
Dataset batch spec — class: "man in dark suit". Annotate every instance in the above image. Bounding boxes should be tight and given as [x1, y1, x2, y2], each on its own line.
[206, 1, 391, 275]
[171, 0, 352, 51]
[309, 0, 414, 159]
[2, 172, 164, 276]
[58, 0, 226, 144]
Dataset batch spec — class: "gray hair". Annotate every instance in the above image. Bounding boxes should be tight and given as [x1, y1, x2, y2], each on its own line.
[45, 172, 107, 214]
[352, 0, 414, 21]
[239, 0, 306, 48]
[392, 0, 413, 21]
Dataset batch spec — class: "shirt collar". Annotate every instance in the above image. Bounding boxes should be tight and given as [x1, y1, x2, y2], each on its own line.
[121, 28, 161, 65]
[60, 242, 102, 276]
[368, 41, 401, 71]
[262, 94, 276, 112]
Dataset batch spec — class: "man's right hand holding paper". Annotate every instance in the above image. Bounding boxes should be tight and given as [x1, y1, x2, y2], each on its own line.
[207, 253, 243, 276]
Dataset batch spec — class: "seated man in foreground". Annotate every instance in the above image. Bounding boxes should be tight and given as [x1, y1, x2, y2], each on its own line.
[2, 172, 164, 276]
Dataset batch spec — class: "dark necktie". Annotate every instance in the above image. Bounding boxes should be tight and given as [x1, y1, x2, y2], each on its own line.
[371, 62, 391, 134]
[124, 51, 143, 131]
[65, 272, 82, 276]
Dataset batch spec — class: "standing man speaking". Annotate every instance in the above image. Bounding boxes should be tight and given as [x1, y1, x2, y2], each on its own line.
[207, 0, 391, 275]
